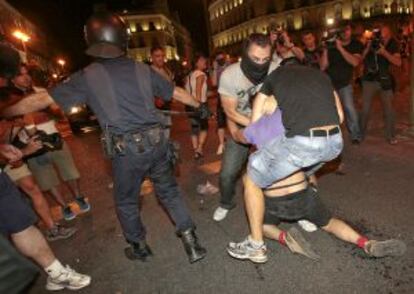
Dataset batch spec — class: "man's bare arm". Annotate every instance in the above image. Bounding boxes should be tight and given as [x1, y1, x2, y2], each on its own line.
[226, 118, 248, 144]
[251, 92, 276, 123]
[172, 87, 200, 108]
[221, 95, 250, 127]
[334, 91, 344, 124]
[0, 91, 54, 118]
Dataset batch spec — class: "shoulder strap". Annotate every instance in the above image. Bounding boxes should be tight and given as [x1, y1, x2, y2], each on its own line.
[134, 62, 163, 127]
[84, 62, 121, 124]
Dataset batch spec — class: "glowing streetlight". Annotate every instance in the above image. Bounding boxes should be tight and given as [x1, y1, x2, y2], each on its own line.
[326, 18, 335, 26]
[57, 59, 66, 66]
[13, 30, 30, 42]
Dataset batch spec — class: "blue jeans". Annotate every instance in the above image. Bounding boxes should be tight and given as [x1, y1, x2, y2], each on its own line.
[360, 81, 395, 140]
[338, 84, 361, 141]
[112, 140, 194, 243]
[247, 131, 343, 188]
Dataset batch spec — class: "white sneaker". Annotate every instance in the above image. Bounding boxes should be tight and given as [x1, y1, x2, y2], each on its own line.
[213, 206, 229, 222]
[46, 265, 91, 291]
[298, 220, 318, 232]
[227, 237, 268, 263]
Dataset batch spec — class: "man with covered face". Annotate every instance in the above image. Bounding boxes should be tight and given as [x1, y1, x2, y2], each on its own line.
[213, 33, 281, 222]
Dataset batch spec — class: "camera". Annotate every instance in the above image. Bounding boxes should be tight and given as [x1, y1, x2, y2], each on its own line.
[269, 23, 286, 46]
[370, 28, 382, 51]
[322, 27, 346, 49]
[34, 130, 63, 151]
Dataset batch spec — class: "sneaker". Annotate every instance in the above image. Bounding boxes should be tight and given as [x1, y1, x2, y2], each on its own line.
[388, 138, 398, 145]
[364, 239, 406, 258]
[213, 206, 229, 222]
[75, 197, 91, 213]
[227, 236, 268, 263]
[284, 227, 320, 260]
[216, 144, 224, 155]
[46, 224, 77, 242]
[62, 206, 76, 221]
[46, 265, 91, 291]
[298, 220, 318, 232]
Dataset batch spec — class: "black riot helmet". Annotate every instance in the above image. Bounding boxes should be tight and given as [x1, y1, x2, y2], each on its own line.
[84, 12, 129, 58]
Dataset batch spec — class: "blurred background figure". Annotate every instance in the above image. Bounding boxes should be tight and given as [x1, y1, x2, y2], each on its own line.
[150, 46, 174, 138]
[185, 53, 209, 159]
[211, 51, 229, 155]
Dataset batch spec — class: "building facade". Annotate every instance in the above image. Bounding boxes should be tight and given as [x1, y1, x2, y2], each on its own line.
[0, 0, 55, 70]
[123, 12, 193, 63]
[208, 0, 413, 55]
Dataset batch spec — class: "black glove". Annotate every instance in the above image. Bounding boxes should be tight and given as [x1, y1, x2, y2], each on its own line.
[197, 103, 212, 120]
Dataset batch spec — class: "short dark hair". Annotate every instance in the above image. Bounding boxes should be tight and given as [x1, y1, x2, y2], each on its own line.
[339, 20, 354, 29]
[150, 45, 164, 55]
[192, 52, 207, 68]
[301, 30, 314, 38]
[243, 33, 272, 52]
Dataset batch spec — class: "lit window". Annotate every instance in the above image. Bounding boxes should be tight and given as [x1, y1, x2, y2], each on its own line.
[239, 0, 243, 4]
[225, 4, 228, 12]
[234, 0, 238, 7]
[220, 8, 224, 15]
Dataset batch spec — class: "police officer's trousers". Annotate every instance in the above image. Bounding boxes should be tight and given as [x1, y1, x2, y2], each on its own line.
[111, 141, 194, 243]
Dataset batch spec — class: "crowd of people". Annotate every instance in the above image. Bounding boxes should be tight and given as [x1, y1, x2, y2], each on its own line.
[0, 11, 411, 292]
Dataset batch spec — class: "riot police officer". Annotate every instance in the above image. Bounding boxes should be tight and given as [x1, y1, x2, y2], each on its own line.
[49, 12, 207, 263]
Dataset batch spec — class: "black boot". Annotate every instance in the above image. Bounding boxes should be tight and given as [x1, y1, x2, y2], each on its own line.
[178, 229, 207, 263]
[124, 240, 153, 261]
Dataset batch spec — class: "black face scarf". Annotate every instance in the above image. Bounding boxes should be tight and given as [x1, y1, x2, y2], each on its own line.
[240, 51, 271, 85]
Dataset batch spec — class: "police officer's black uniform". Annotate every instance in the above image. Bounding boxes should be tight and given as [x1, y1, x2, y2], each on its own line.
[49, 12, 206, 263]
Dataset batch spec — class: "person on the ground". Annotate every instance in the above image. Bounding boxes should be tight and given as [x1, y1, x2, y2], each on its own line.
[2, 64, 90, 221]
[226, 105, 406, 262]
[227, 58, 345, 261]
[0, 143, 91, 291]
[150, 46, 174, 138]
[360, 25, 401, 145]
[49, 12, 207, 263]
[185, 53, 209, 159]
[212, 33, 280, 222]
[211, 51, 229, 155]
[321, 21, 364, 144]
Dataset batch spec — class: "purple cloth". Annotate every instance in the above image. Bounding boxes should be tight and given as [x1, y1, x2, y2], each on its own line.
[243, 109, 285, 148]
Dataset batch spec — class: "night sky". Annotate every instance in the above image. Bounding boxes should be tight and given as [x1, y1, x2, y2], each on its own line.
[7, 0, 208, 70]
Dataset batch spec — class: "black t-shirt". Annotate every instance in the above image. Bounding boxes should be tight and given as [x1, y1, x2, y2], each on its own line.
[303, 47, 322, 69]
[363, 38, 399, 77]
[326, 39, 364, 90]
[260, 65, 339, 137]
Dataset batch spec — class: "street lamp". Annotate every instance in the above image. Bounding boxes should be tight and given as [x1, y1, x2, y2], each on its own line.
[12, 30, 30, 53]
[57, 59, 66, 67]
[326, 18, 334, 26]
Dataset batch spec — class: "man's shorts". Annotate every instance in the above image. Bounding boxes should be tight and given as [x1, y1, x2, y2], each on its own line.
[247, 132, 343, 188]
[27, 142, 80, 191]
[264, 187, 332, 228]
[4, 164, 32, 182]
[0, 172, 37, 235]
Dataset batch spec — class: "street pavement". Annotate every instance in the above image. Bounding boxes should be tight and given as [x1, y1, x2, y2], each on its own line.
[29, 81, 414, 294]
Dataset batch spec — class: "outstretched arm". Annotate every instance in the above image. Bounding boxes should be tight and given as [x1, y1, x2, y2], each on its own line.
[172, 87, 200, 108]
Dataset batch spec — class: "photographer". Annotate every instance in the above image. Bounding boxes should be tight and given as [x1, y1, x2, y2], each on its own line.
[301, 31, 323, 69]
[360, 25, 401, 145]
[2, 64, 91, 221]
[321, 22, 364, 144]
[269, 27, 304, 62]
